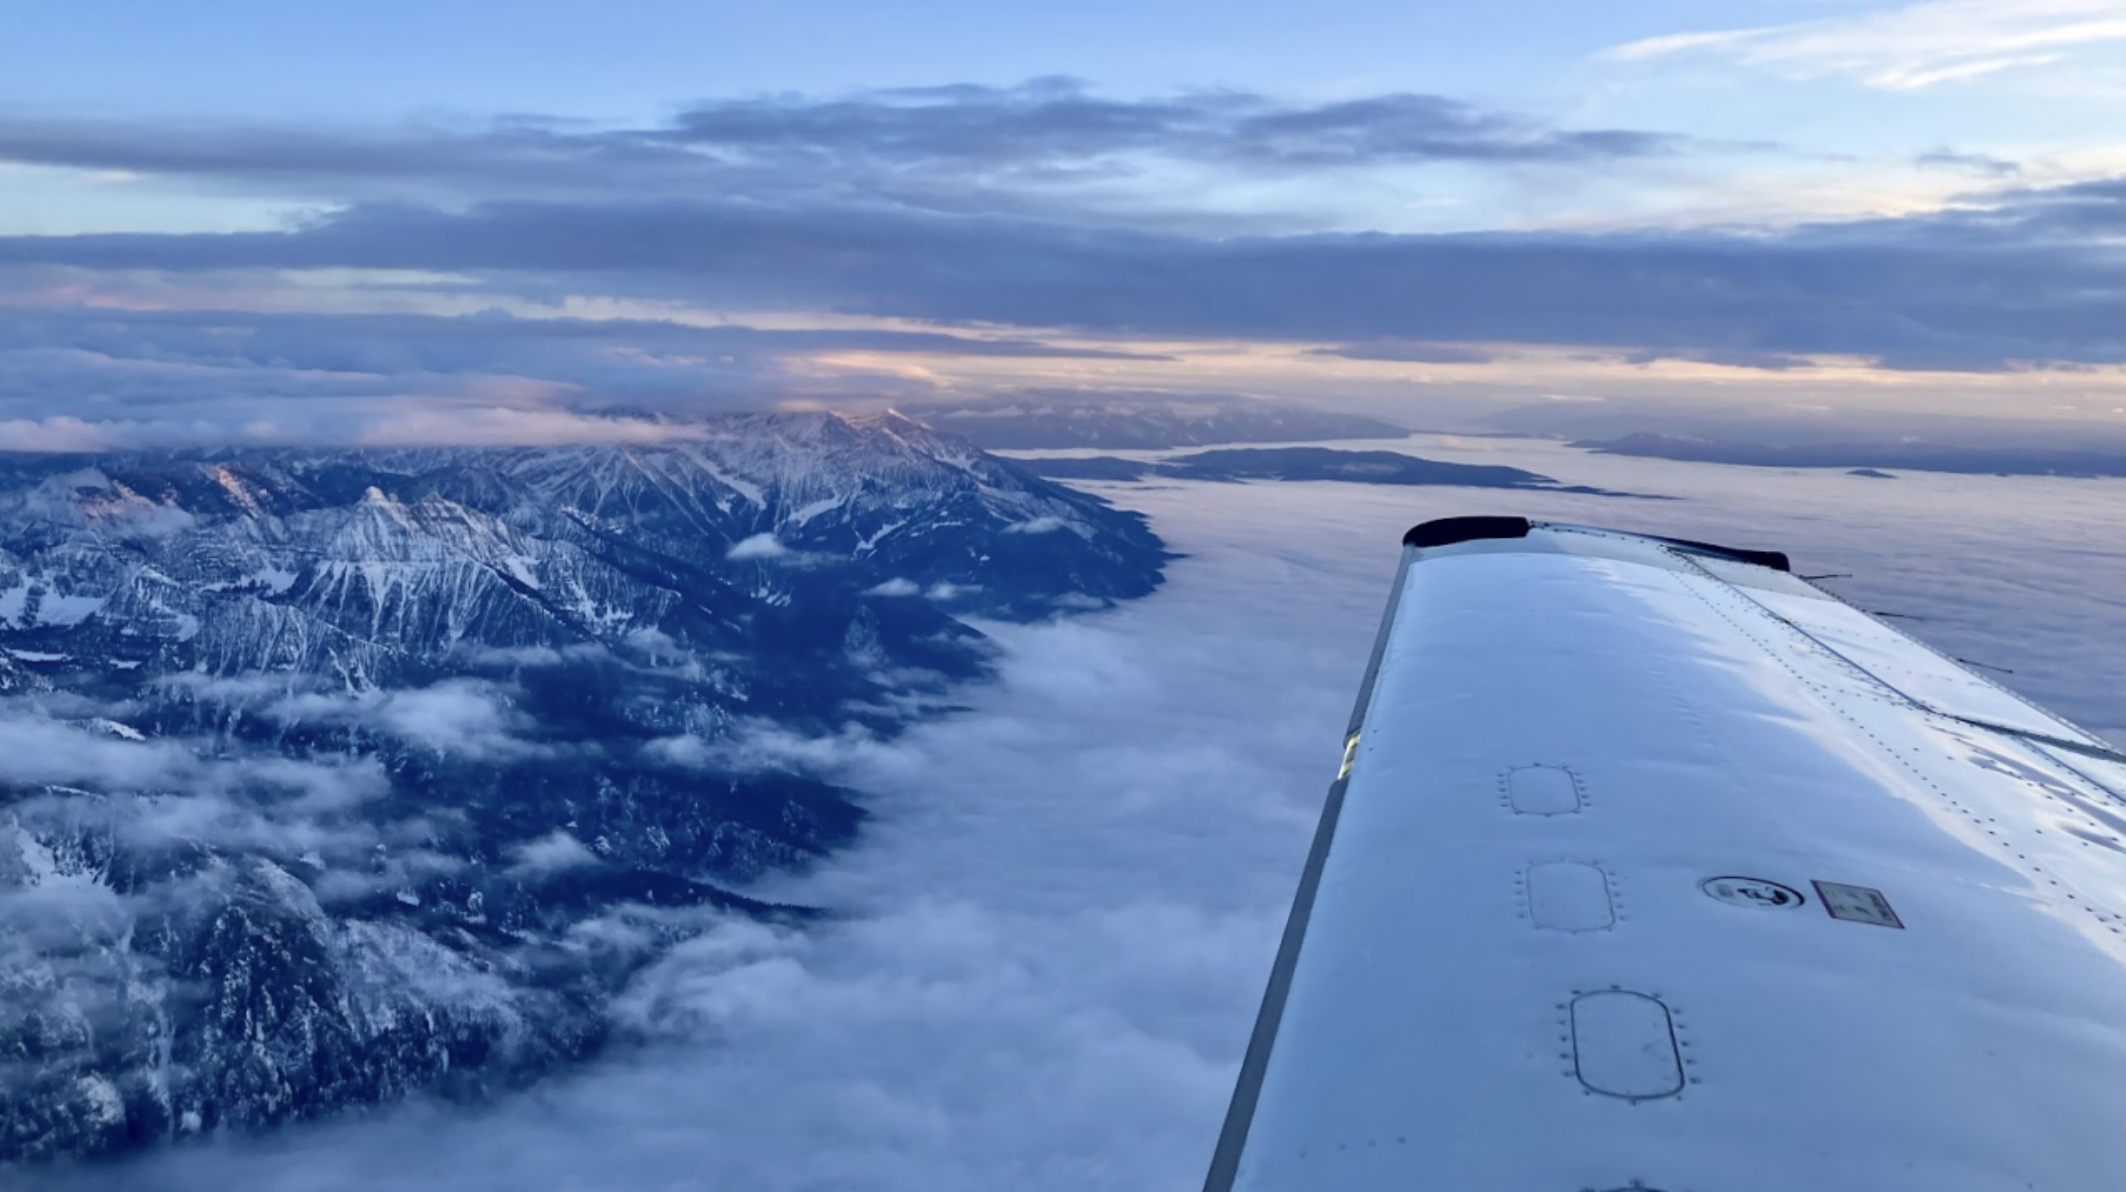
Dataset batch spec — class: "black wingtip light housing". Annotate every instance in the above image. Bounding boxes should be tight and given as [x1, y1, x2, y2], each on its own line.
[1402, 516, 1791, 573]
[1402, 516, 1533, 549]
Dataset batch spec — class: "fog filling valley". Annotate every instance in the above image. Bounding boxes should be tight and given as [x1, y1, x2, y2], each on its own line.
[47, 441, 2126, 1190]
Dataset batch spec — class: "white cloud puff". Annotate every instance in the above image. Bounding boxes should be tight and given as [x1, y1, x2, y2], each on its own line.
[0, 415, 132, 453]
[508, 830, 602, 876]
[1003, 516, 1069, 535]
[726, 533, 791, 561]
[268, 679, 539, 760]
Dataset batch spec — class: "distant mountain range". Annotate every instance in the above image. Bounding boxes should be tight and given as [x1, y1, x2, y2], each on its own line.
[1018, 446, 1647, 496]
[1575, 433, 2126, 477]
[0, 412, 1168, 1163]
[908, 394, 1410, 449]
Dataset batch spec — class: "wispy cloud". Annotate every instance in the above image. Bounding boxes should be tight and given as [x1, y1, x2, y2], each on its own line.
[1915, 148, 2023, 177]
[1601, 0, 2126, 91]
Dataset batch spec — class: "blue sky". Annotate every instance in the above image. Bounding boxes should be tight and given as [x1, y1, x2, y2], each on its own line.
[0, 1, 1874, 118]
[8, 0, 2119, 141]
[1, 0, 2120, 447]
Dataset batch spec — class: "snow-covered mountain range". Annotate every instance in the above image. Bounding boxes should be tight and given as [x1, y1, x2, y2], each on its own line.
[0, 412, 1168, 1163]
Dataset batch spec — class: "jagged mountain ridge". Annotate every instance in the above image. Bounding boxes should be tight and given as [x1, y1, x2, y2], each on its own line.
[1, 411, 1161, 687]
[0, 411, 1169, 1163]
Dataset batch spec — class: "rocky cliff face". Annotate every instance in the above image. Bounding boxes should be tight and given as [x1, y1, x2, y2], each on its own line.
[0, 412, 1168, 1162]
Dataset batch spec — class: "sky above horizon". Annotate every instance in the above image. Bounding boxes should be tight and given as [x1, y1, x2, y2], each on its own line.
[2, 0, 2122, 447]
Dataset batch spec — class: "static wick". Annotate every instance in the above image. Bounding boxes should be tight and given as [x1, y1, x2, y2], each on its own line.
[1955, 657, 2017, 675]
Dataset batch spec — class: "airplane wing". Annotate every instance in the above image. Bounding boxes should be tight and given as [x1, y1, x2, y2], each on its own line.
[1204, 517, 2126, 1192]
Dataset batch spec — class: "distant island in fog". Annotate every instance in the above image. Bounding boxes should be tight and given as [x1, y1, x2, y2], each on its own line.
[1577, 433, 2126, 478]
[910, 395, 1411, 450]
[1016, 446, 1651, 496]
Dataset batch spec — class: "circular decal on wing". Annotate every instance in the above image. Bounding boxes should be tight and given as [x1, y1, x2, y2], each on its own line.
[1700, 876, 1805, 909]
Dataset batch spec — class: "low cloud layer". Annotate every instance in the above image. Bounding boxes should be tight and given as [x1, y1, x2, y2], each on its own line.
[44, 446, 2121, 1191]
[0, 303, 1164, 448]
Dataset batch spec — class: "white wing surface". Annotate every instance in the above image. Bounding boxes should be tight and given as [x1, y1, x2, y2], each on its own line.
[1204, 517, 2126, 1192]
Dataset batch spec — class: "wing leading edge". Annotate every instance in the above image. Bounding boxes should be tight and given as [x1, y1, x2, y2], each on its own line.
[1205, 517, 2126, 1192]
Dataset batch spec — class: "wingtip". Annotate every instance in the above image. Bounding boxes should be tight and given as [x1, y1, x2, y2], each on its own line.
[1402, 516, 1533, 549]
[1402, 517, 1792, 572]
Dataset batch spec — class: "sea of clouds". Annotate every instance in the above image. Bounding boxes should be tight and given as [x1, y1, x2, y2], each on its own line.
[46, 444, 2124, 1190]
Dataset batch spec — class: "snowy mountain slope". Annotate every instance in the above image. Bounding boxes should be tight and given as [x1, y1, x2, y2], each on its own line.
[0, 411, 1168, 1163]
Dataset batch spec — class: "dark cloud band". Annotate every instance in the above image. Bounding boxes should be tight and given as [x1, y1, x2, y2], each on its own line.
[5, 178, 2116, 370]
[0, 79, 1681, 196]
